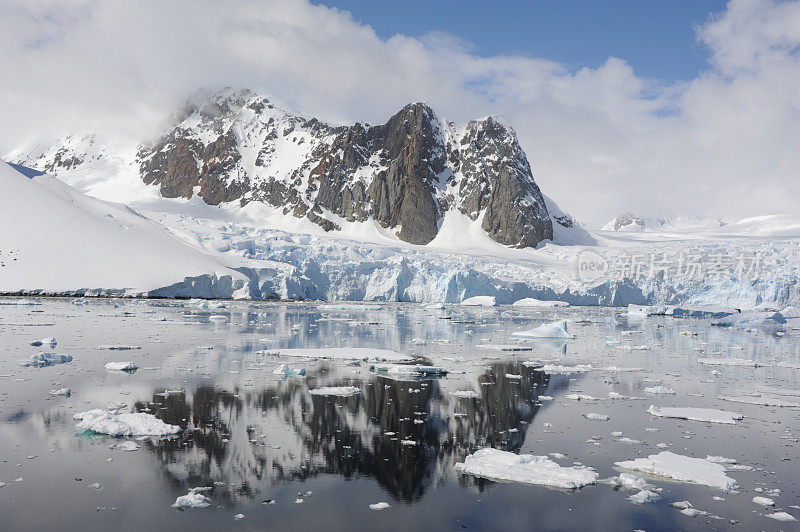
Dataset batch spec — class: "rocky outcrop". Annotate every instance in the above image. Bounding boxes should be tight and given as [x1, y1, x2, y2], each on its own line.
[16, 88, 561, 248]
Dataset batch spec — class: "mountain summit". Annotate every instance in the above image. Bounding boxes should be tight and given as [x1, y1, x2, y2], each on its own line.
[12, 88, 577, 248]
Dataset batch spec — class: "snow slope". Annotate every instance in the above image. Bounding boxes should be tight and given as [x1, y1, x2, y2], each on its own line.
[0, 161, 250, 297]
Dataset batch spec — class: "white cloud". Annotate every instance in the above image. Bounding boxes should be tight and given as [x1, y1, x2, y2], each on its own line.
[1, 0, 798, 226]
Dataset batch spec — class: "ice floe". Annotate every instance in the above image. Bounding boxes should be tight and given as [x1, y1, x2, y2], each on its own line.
[766, 511, 797, 522]
[646, 405, 743, 424]
[512, 298, 569, 308]
[309, 386, 360, 397]
[272, 363, 306, 378]
[263, 348, 413, 362]
[29, 337, 57, 347]
[717, 394, 800, 407]
[96, 345, 142, 350]
[104, 361, 139, 371]
[644, 386, 676, 395]
[21, 352, 72, 368]
[172, 487, 212, 508]
[49, 388, 71, 397]
[450, 390, 480, 399]
[615, 451, 739, 490]
[461, 296, 496, 307]
[698, 357, 761, 367]
[74, 409, 182, 437]
[369, 502, 390, 510]
[512, 320, 575, 339]
[455, 448, 598, 489]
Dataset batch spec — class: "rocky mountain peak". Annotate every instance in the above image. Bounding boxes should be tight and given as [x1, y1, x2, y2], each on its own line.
[10, 89, 571, 248]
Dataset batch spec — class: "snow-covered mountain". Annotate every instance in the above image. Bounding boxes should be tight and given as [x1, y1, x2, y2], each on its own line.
[0, 160, 252, 297]
[9, 88, 583, 249]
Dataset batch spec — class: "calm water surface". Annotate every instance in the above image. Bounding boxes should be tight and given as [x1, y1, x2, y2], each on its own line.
[1, 298, 798, 530]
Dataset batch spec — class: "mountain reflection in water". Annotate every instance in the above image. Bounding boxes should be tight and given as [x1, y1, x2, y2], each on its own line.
[133, 362, 567, 504]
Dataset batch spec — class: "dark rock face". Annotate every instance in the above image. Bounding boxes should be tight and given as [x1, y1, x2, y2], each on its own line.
[29, 89, 556, 248]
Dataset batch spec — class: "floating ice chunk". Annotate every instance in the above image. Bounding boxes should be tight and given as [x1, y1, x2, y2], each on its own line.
[706, 456, 737, 464]
[371, 364, 448, 377]
[538, 395, 553, 401]
[565, 394, 597, 401]
[424, 302, 445, 310]
[0, 298, 40, 305]
[712, 311, 786, 328]
[30, 337, 57, 347]
[628, 304, 673, 317]
[455, 448, 598, 489]
[450, 390, 480, 399]
[512, 298, 568, 308]
[272, 364, 306, 378]
[615, 451, 739, 490]
[208, 314, 228, 321]
[265, 348, 413, 362]
[753, 496, 775, 506]
[74, 409, 181, 437]
[369, 502, 390, 510]
[541, 364, 593, 374]
[461, 296, 496, 307]
[612, 473, 650, 490]
[476, 344, 533, 352]
[234, 514, 245, 521]
[645, 386, 676, 395]
[606, 337, 620, 345]
[0, 482, 5, 487]
[584, 413, 609, 421]
[698, 357, 761, 367]
[766, 511, 797, 522]
[21, 352, 72, 368]
[172, 487, 212, 508]
[49, 388, 71, 397]
[617, 438, 642, 445]
[512, 320, 575, 339]
[97, 345, 142, 350]
[607, 392, 629, 400]
[309, 386, 360, 397]
[628, 490, 661, 504]
[318, 303, 381, 311]
[647, 405, 743, 424]
[717, 395, 800, 407]
[104, 361, 139, 371]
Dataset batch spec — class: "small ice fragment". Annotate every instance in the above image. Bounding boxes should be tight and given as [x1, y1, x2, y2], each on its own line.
[644, 386, 676, 395]
[628, 490, 661, 504]
[766, 512, 797, 522]
[233, 514, 245, 521]
[753, 496, 775, 506]
[584, 413, 609, 421]
[50, 388, 71, 397]
[369, 502, 390, 510]
[21, 352, 72, 368]
[616, 451, 738, 490]
[104, 361, 138, 371]
[309, 386, 360, 397]
[512, 320, 575, 340]
[30, 337, 57, 347]
[449, 390, 480, 399]
[74, 409, 181, 436]
[172, 488, 212, 508]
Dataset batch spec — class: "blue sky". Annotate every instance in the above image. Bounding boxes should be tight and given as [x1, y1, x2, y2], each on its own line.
[317, 0, 728, 81]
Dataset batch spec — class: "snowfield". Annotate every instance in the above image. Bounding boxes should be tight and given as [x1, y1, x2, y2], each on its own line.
[2, 160, 799, 308]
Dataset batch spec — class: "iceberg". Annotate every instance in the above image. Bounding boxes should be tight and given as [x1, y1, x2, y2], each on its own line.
[74, 409, 182, 437]
[455, 448, 598, 489]
[512, 320, 575, 339]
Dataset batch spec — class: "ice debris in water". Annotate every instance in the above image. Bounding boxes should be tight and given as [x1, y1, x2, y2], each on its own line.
[628, 490, 661, 504]
[584, 413, 609, 421]
[646, 405, 743, 425]
[615, 451, 739, 490]
[369, 502, 390, 510]
[512, 320, 575, 339]
[698, 357, 760, 367]
[74, 409, 182, 436]
[104, 361, 139, 371]
[512, 298, 569, 307]
[717, 394, 800, 408]
[264, 348, 413, 362]
[309, 386, 360, 397]
[30, 337, 57, 347]
[96, 345, 142, 350]
[766, 512, 797, 522]
[455, 448, 598, 489]
[21, 352, 72, 368]
[371, 364, 448, 377]
[272, 364, 306, 378]
[49, 388, 71, 397]
[644, 386, 676, 395]
[752, 496, 775, 506]
[460, 296, 496, 307]
[172, 487, 212, 508]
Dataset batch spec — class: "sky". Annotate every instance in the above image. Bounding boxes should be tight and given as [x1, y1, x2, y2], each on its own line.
[1, 0, 799, 227]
